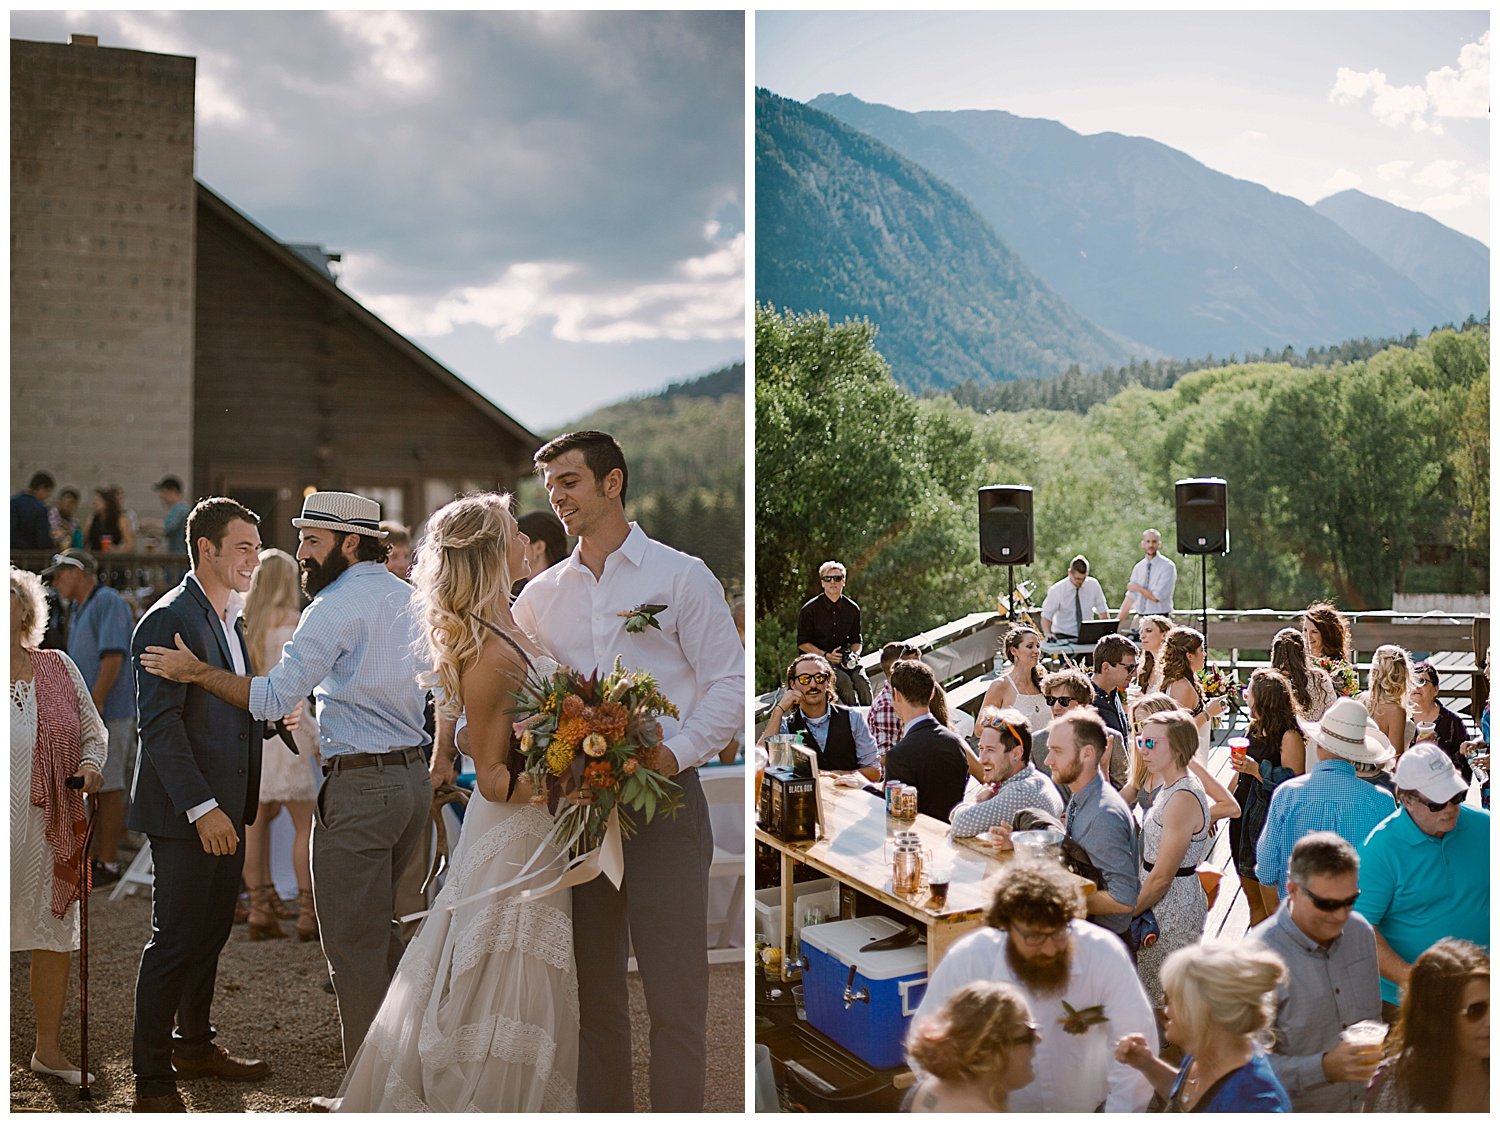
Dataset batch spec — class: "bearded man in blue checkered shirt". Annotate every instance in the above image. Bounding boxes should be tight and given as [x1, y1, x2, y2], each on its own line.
[142, 491, 431, 1067]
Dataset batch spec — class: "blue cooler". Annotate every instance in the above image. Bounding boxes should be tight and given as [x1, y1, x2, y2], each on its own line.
[799, 915, 928, 1069]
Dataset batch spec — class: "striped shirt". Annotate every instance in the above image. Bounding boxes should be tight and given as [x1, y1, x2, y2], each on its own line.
[247, 562, 430, 757]
[1255, 758, 1395, 895]
[950, 761, 1065, 838]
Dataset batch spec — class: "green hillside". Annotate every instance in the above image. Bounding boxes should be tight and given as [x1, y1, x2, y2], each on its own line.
[526, 362, 745, 591]
[755, 307, 1487, 692]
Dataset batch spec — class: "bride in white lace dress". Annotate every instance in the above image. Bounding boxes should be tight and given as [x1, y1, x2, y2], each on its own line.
[337, 493, 578, 1111]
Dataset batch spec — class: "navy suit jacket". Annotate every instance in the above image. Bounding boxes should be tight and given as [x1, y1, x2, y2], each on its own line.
[885, 714, 970, 823]
[128, 575, 262, 839]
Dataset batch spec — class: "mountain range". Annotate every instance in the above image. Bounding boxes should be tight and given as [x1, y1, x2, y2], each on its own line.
[765, 91, 1481, 375]
[1313, 189, 1488, 323]
[756, 89, 1133, 390]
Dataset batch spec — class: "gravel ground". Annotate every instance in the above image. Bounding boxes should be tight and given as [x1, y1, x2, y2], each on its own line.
[12, 887, 745, 1112]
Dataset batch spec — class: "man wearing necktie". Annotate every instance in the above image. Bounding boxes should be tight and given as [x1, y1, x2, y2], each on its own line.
[1040, 555, 1109, 642]
[1118, 529, 1176, 626]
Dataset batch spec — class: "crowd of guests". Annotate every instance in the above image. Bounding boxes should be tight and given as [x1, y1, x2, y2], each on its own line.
[12, 470, 194, 556]
[763, 556, 1489, 1112]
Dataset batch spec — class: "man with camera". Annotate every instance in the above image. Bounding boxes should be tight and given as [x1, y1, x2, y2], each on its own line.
[796, 559, 871, 706]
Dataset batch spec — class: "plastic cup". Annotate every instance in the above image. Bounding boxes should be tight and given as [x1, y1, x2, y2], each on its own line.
[1340, 1020, 1387, 1048]
[928, 864, 952, 908]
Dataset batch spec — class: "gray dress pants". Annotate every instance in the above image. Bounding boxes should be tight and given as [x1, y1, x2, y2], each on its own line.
[311, 753, 429, 1064]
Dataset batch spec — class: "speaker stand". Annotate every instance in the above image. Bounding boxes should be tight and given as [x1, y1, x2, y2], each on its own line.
[1200, 555, 1208, 644]
[1007, 565, 1016, 632]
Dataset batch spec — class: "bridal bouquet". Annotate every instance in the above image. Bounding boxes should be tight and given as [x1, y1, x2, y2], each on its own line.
[1315, 654, 1360, 698]
[1197, 663, 1240, 727]
[511, 655, 683, 854]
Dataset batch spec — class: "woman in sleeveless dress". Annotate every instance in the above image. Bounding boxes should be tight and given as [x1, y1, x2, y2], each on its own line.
[337, 493, 579, 1112]
[1228, 670, 1305, 927]
[241, 549, 320, 941]
[981, 625, 1050, 732]
[1160, 626, 1223, 759]
[1132, 710, 1215, 1007]
[1360, 645, 1414, 757]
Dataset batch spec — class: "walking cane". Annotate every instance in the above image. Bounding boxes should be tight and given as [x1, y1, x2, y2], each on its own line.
[66, 775, 98, 1103]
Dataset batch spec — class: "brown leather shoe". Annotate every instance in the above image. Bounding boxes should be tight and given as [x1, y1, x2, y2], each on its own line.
[133, 1088, 188, 1111]
[171, 1043, 270, 1081]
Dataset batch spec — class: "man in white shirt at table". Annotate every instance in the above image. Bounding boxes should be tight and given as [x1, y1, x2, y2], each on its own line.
[910, 861, 1156, 1112]
[512, 430, 743, 1113]
[1040, 555, 1109, 642]
[1117, 527, 1176, 625]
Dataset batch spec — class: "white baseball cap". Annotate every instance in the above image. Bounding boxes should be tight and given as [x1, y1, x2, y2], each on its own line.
[1393, 743, 1467, 805]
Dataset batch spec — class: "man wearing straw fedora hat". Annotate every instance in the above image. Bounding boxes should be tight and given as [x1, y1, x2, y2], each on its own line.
[141, 490, 431, 1067]
[1255, 697, 1397, 903]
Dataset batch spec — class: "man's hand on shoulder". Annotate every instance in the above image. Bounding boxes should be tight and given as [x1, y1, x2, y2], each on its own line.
[141, 633, 206, 684]
[194, 808, 239, 856]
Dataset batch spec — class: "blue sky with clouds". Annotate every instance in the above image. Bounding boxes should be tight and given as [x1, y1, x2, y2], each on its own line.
[12, 11, 746, 430]
[757, 10, 1488, 246]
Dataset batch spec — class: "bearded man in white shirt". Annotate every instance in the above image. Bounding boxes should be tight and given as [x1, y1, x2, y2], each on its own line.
[910, 861, 1157, 1112]
[512, 431, 744, 1113]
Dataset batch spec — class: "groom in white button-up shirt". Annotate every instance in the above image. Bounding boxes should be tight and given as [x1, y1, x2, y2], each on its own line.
[513, 431, 744, 1112]
[911, 861, 1157, 1112]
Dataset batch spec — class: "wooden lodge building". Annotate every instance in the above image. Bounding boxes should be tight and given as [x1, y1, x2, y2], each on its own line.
[11, 35, 537, 556]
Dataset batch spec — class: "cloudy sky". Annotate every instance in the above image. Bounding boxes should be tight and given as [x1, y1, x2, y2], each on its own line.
[12, 11, 745, 430]
[758, 10, 1489, 246]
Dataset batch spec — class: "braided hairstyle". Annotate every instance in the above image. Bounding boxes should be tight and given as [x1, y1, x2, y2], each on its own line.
[1159, 626, 1205, 696]
[409, 492, 517, 719]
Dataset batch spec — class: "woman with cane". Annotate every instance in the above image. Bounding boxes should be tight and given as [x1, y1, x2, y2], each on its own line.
[10, 565, 106, 1085]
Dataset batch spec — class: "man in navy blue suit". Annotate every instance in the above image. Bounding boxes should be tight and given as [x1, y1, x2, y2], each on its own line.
[884, 660, 972, 823]
[128, 498, 286, 1111]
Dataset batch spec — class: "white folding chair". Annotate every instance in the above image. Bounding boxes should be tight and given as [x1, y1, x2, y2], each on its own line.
[698, 767, 747, 959]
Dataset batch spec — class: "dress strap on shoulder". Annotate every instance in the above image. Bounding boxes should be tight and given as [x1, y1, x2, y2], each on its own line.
[469, 614, 533, 670]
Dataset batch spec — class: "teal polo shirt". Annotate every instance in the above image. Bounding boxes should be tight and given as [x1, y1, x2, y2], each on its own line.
[1355, 804, 1489, 1004]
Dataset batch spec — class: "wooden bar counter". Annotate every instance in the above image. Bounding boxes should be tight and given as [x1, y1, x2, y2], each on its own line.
[756, 775, 1094, 979]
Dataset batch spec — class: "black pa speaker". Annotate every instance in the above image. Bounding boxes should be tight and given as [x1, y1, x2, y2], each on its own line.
[979, 485, 1033, 566]
[1175, 478, 1228, 555]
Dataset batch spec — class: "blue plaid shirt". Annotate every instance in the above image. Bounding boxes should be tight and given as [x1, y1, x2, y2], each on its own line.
[1256, 758, 1396, 895]
[247, 562, 429, 757]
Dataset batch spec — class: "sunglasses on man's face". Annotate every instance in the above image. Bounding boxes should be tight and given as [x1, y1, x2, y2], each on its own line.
[794, 672, 831, 686]
[1297, 884, 1360, 912]
[1463, 998, 1488, 1023]
[822, 575, 845, 583]
[1045, 695, 1076, 708]
[1412, 792, 1464, 813]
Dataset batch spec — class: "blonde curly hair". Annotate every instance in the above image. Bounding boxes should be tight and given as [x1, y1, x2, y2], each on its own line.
[1367, 644, 1413, 709]
[409, 493, 517, 718]
[10, 566, 49, 648]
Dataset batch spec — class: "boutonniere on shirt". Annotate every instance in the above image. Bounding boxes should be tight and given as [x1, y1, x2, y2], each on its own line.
[1059, 1000, 1109, 1035]
[618, 603, 668, 634]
